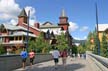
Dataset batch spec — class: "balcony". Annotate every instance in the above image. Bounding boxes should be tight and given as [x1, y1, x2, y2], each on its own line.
[9, 40, 24, 44]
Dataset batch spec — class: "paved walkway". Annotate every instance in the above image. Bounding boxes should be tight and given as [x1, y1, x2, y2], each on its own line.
[14, 55, 103, 71]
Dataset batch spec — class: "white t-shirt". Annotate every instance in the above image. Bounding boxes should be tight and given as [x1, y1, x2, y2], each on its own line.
[52, 50, 60, 58]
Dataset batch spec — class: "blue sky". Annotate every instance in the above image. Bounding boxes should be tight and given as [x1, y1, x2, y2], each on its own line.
[0, 0, 108, 40]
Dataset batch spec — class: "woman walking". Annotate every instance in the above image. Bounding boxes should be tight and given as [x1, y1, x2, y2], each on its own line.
[29, 49, 35, 67]
[61, 49, 68, 66]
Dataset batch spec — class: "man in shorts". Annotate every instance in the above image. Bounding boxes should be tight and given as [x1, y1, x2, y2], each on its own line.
[20, 48, 28, 69]
[52, 47, 60, 69]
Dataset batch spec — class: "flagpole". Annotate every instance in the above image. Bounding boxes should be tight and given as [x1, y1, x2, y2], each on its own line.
[95, 2, 100, 55]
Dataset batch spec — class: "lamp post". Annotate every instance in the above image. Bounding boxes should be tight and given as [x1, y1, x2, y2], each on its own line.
[26, 10, 30, 48]
[95, 2, 100, 55]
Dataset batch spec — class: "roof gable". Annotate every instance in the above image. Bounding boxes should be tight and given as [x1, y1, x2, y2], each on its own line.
[98, 24, 108, 31]
[42, 21, 53, 26]
[40, 21, 60, 28]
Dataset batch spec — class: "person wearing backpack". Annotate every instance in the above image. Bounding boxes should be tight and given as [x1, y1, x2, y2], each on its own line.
[20, 47, 28, 69]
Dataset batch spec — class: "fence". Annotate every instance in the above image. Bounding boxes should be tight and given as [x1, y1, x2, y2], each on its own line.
[88, 53, 108, 71]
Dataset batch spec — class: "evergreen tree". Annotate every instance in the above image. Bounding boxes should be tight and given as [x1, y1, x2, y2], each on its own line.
[101, 33, 108, 57]
[93, 33, 98, 54]
[71, 45, 78, 54]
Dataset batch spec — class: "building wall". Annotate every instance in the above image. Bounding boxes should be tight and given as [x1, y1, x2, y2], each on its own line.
[98, 32, 103, 42]
[17, 23, 40, 36]
[40, 28, 61, 35]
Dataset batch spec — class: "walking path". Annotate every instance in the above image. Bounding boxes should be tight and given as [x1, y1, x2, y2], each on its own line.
[14, 55, 106, 71]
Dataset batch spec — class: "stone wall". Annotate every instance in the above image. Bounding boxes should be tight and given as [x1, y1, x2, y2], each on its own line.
[0, 54, 52, 71]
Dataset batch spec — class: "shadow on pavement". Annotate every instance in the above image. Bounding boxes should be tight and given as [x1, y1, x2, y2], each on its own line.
[25, 63, 85, 71]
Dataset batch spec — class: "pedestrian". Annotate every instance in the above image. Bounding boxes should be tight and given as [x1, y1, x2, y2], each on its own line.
[61, 49, 68, 66]
[52, 47, 60, 69]
[20, 47, 28, 69]
[29, 49, 35, 67]
[84, 53, 86, 59]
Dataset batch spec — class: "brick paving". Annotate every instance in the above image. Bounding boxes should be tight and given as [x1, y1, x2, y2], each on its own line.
[14, 55, 103, 71]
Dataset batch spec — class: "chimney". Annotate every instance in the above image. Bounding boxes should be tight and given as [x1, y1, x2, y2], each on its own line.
[34, 22, 40, 28]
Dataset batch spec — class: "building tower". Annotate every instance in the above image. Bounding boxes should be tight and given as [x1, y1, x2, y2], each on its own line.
[58, 9, 69, 31]
[18, 8, 27, 25]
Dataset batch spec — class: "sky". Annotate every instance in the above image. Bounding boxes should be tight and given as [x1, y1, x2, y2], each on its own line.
[0, 0, 108, 40]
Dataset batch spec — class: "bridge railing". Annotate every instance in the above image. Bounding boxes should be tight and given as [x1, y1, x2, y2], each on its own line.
[88, 53, 108, 69]
[0, 53, 52, 71]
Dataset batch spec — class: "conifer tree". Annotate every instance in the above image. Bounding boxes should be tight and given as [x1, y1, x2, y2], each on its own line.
[101, 33, 108, 57]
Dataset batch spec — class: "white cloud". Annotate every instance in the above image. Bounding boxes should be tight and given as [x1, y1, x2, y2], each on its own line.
[0, 0, 37, 26]
[80, 26, 88, 32]
[69, 22, 78, 33]
[0, 0, 21, 20]
[25, 6, 36, 17]
[25, 6, 36, 26]
[83, 36, 87, 39]
[29, 19, 35, 26]
[10, 19, 18, 25]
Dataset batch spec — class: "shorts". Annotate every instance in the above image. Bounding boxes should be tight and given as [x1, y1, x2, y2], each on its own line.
[54, 58, 59, 63]
[30, 58, 34, 64]
[22, 58, 26, 62]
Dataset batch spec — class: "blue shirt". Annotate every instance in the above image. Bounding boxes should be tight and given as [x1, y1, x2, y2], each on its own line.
[20, 51, 28, 58]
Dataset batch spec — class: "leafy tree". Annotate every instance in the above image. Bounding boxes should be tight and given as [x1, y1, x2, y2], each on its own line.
[28, 32, 51, 53]
[28, 40, 36, 52]
[0, 43, 5, 54]
[85, 31, 99, 54]
[77, 45, 85, 54]
[85, 32, 93, 50]
[56, 33, 68, 51]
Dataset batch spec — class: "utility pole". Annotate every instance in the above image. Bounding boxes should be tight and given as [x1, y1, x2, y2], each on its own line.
[26, 10, 30, 48]
[95, 2, 100, 55]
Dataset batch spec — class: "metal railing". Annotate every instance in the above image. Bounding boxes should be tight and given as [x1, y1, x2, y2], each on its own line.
[88, 53, 108, 68]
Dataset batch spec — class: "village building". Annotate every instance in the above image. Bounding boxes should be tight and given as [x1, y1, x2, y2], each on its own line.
[0, 9, 72, 54]
[97, 24, 108, 42]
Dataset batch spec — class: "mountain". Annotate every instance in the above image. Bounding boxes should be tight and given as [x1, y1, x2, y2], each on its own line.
[73, 39, 86, 44]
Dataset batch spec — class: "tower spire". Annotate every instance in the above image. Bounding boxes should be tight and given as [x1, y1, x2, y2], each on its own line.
[61, 9, 67, 17]
[18, 8, 28, 24]
[58, 9, 69, 31]
[18, 8, 27, 17]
